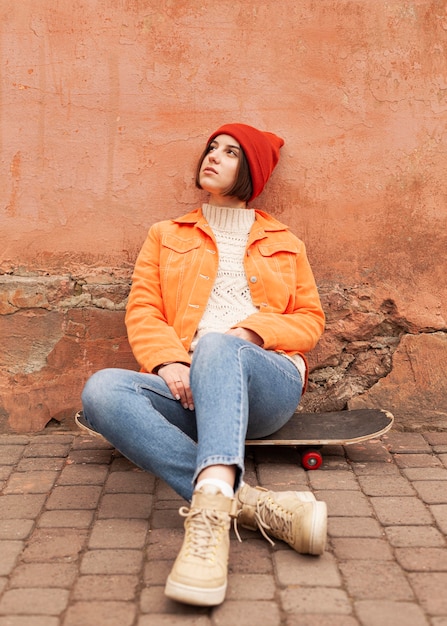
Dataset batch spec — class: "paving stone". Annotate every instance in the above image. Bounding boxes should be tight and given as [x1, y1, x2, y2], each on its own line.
[345, 441, 392, 463]
[225, 573, 276, 600]
[138, 617, 212, 626]
[331, 538, 394, 561]
[0, 617, 60, 626]
[385, 525, 446, 548]
[351, 462, 401, 477]
[0, 542, 23, 576]
[139, 585, 205, 615]
[354, 600, 429, 626]
[33, 434, 74, 445]
[413, 481, 447, 504]
[81, 549, 144, 575]
[70, 437, 113, 451]
[308, 470, 360, 491]
[88, 519, 149, 549]
[154, 480, 185, 502]
[274, 551, 341, 587]
[423, 433, 447, 446]
[357, 475, 415, 497]
[0, 587, 69, 615]
[371, 496, 433, 526]
[228, 537, 273, 574]
[408, 573, 447, 614]
[256, 461, 306, 487]
[0, 467, 12, 482]
[138, 616, 211, 626]
[97, 493, 153, 519]
[16, 457, 66, 472]
[63, 601, 136, 626]
[328, 517, 384, 538]
[21, 529, 88, 563]
[104, 470, 155, 493]
[9, 562, 78, 588]
[38, 510, 94, 529]
[286, 616, 360, 626]
[46, 485, 102, 510]
[394, 454, 442, 469]
[396, 547, 447, 572]
[23, 443, 70, 459]
[3, 471, 59, 494]
[212, 600, 281, 626]
[316, 490, 372, 517]
[57, 463, 109, 485]
[0, 495, 47, 519]
[67, 449, 114, 465]
[72, 575, 138, 601]
[110, 456, 137, 472]
[403, 467, 447, 481]
[0, 520, 34, 540]
[143, 559, 171, 586]
[385, 433, 432, 454]
[431, 504, 447, 534]
[338, 560, 414, 600]
[146, 528, 183, 561]
[280, 587, 352, 615]
[0, 446, 26, 465]
[0, 436, 29, 445]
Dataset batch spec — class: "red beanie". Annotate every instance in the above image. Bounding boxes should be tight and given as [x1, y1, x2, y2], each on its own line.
[208, 123, 284, 201]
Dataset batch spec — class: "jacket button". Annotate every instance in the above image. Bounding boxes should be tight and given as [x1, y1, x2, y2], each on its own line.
[250, 276, 257, 283]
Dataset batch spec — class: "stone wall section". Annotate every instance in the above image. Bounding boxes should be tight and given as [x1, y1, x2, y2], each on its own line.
[1, 272, 446, 432]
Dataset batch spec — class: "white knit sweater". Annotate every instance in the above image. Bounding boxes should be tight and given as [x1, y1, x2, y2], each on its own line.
[190, 203, 305, 382]
[191, 203, 257, 345]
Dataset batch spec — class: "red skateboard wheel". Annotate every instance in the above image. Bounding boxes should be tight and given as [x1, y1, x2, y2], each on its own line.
[301, 450, 323, 470]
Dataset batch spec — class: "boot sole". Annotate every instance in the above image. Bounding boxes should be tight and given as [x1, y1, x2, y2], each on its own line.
[307, 500, 328, 555]
[165, 576, 226, 606]
[74, 411, 107, 442]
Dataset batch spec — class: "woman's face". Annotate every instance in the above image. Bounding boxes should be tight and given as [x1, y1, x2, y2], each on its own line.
[199, 134, 242, 201]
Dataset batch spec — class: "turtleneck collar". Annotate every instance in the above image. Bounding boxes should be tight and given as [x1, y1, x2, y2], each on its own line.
[202, 203, 255, 233]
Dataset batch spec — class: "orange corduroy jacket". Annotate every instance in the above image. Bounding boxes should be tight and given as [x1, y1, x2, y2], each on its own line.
[125, 207, 325, 384]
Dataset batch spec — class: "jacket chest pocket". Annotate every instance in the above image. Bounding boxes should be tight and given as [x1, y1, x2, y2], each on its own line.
[254, 241, 301, 310]
[257, 240, 300, 275]
[160, 234, 202, 268]
[159, 234, 205, 300]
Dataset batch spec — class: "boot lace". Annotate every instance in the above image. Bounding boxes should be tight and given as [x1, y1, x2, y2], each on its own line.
[179, 506, 228, 560]
[252, 497, 294, 547]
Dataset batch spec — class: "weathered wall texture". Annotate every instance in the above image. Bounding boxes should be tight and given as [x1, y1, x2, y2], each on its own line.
[1, 1, 446, 431]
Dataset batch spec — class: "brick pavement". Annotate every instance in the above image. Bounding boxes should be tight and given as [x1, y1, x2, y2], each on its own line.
[1, 426, 447, 626]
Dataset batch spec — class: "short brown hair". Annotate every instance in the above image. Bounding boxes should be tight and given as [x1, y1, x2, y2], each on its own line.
[195, 141, 253, 202]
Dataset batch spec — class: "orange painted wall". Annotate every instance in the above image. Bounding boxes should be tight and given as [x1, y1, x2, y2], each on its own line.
[1, 1, 446, 430]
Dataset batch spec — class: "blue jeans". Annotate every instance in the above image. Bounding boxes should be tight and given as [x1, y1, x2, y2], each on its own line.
[81, 333, 303, 501]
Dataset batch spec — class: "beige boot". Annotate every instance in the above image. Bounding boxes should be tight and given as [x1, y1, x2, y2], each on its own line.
[165, 485, 238, 606]
[237, 484, 327, 555]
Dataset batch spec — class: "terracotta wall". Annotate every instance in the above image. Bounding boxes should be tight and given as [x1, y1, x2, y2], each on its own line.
[1, 0, 446, 431]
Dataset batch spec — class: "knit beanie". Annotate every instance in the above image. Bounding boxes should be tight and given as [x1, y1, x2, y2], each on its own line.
[208, 123, 284, 201]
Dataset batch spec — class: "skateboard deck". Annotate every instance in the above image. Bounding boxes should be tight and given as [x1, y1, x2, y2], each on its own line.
[245, 408, 393, 469]
[75, 407, 393, 470]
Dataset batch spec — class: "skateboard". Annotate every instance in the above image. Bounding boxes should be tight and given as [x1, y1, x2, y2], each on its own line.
[245, 408, 393, 470]
[75, 407, 393, 471]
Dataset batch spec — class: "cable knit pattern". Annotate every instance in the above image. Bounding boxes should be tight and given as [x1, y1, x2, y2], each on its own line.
[190, 204, 258, 349]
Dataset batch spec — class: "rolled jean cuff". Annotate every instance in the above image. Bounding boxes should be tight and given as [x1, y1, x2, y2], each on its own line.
[193, 454, 245, 492]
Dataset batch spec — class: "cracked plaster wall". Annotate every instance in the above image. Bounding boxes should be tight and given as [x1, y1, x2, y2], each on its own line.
[0, 1, 446, 431]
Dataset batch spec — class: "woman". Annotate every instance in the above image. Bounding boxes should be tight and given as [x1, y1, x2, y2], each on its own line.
[81, 123, 327, 607]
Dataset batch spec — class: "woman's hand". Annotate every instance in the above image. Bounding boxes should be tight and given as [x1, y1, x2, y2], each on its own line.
[226, 327, 264, 346]
[157, 363, 194, 410]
